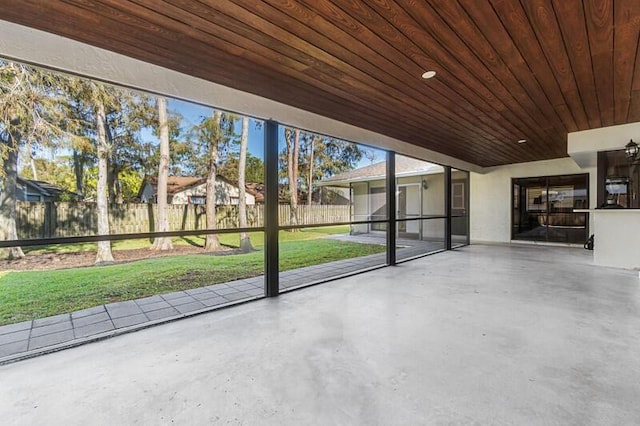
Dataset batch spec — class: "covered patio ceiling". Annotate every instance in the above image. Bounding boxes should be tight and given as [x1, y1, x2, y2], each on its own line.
[0, 1, 638, 167]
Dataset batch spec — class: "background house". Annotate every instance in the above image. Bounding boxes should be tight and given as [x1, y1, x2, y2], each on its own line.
[320, 156, 468, 241]
[15, 177, 79, 202]
[138, 176, 260, 205]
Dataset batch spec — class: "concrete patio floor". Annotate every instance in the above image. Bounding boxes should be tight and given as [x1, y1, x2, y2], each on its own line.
[1, 244, 639, 425]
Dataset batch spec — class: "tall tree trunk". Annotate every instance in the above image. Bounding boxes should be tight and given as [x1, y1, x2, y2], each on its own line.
[94, 98, 114, 264]
[151, 96, 173, 251]
[205, 110, 222, 251]
[0, 131, 25, 259]
[105, 123, 120, 204]
[288, 128, 300, 229]
[238, 116, 253, 251]
[307, 138, 314, 206]
[73, 149, 84, 196]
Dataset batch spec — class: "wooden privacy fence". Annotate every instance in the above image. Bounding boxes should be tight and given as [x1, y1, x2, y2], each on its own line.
[15, 202, 350, 239]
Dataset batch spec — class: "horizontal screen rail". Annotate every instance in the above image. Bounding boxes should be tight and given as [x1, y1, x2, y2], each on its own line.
[0, 227, 266, 248]
[277, 219, 387, 232]
[394, 216, 447, 222]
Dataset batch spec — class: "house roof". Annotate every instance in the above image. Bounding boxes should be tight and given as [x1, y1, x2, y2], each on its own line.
[141, 176, 265, 202]
[18, 177, 79, 199]
[3, 1, 635, 167]
[320, 157, 444, 186]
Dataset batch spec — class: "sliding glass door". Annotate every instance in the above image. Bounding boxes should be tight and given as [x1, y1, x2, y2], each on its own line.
[512, 174, 588, 244]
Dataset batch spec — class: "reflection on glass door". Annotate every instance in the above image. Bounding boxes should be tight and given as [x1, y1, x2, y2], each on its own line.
[512, 174, 588, 244]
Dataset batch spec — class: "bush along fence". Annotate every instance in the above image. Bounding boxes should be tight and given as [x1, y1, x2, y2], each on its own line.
[15, 202, 351, 239]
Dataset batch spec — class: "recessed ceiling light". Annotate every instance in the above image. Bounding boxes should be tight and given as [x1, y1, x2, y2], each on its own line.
[421, 71, 436, 79]
[517, 139, 527, 144]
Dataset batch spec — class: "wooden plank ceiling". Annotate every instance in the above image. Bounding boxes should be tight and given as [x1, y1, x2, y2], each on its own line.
[1, 0, 639, 167]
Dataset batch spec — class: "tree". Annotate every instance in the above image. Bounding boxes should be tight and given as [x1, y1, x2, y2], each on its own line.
[150, 96, 173, 251]
[285, 127, 300, 228]
[20, 157, 76, 194]
[191, 110, 237, 251]
[306, 134, 316, 205]
[238, 116, 253, 251]
[0, 61, 72, 259]
[298, 134, 371, 205]
[92, 83, 115, 264]
[202, 110, 223, 251]
[217, 153, 264, 183]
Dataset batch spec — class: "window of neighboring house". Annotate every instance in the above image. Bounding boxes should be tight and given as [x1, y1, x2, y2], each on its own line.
[189, 195, 206, 205]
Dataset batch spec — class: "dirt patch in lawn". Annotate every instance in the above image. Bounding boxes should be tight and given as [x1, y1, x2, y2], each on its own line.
[0, 245, 240, 272]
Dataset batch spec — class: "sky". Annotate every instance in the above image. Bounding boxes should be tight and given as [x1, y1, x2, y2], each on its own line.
[154, 97, 384, 168]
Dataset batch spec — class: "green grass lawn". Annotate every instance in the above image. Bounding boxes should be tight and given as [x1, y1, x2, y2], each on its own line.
[23, 225, 351, 253]
[0, 227, 385, 325]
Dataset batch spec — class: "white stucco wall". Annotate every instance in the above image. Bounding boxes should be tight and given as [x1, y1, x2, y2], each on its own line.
[470, 158, 596, 244]
[171, 181, 255, 205]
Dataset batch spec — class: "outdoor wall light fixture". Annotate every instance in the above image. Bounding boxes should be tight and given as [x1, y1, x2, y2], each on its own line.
[625, 139, 639, 162]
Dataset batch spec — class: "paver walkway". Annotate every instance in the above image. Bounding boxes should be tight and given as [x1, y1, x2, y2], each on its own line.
[0, 237, 443, 363]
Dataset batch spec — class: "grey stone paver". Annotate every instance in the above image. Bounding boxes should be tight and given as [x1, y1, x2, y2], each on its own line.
[72, 312, 111, 328]
[145, 307, 180, 321]
[229, 283, 255, 292]
[164, 295, 197, 306]
[112, 314, 149, 329]
[199, 296, 229, 307]
[0, 321, 32, 335]
[185, 288, 211, 296]
[212, 287, 240, 296]
[135, 295, 165, 306]
[161, 291, 189, 301]
[244, 288, 264, 297]
[33, 313, 70, 328]
[173, 301, 205, 314]
[0, 247, 400, 362]
[223, 292, 251, 302]
[28, 330, 75, 350]
[105, 301, 143, 319]
[0, 340, 29, 358]
[71, 305, 106, 319]
[0, 329, 30, 345]
[74, 320, 115, 339]
[30, 320, 73, 338]
[137, 300, 172, 313]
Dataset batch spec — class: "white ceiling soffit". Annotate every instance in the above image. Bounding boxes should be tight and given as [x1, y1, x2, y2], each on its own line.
[568, 121, 640, 168]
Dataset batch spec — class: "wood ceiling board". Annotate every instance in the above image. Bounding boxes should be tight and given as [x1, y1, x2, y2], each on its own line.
[613, 0, 640, 124]
[521, 0, 591, 129]
[551, 0, 602, 129]
[0, 0, 636, 167]
[489, 0, 582, 133]
[297, 0, 545, 160]
[584, 0, 615, 127]
[427, 0, 565, 137]
[398, 0, 558, 155]
[354, 0, 550, 158]
[273, 0, 536, 161]
[459, 0, 571, 140]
